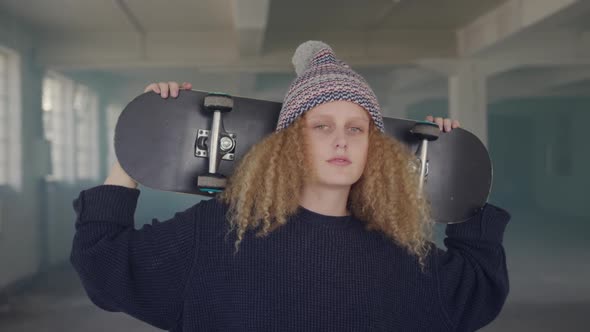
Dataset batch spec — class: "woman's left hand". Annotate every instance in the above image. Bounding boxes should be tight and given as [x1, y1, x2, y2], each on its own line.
[425, 115, 461, 133]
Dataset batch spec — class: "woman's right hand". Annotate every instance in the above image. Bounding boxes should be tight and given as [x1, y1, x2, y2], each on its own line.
[144, 81, 193, 98]
[104, 160, 138, 189]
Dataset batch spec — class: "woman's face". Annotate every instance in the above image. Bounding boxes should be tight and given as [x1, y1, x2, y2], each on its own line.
[304, 101, 370, 188]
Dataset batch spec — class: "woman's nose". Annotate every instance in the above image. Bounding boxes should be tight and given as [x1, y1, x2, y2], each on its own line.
[334, 131, 348, 149]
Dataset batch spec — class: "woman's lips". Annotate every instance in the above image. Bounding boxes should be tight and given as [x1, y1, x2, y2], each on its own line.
[328, 159, 351, 166]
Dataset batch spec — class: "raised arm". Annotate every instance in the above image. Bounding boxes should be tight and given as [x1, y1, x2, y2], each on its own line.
[70, 185, 203, 330]
[432, 203, 511, 332]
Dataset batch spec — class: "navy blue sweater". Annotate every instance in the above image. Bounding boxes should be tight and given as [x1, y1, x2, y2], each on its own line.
[70, 185, 511, 331]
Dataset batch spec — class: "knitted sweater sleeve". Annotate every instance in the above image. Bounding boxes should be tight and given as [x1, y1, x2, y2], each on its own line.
[69, 185, 201, 330]
[433, 203, 511, 332]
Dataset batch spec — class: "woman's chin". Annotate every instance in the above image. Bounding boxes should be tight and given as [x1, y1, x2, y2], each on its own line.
[316, 176, 359, 188]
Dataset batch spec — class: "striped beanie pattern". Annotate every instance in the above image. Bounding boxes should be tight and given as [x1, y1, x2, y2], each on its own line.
[275, 40, 385, 133]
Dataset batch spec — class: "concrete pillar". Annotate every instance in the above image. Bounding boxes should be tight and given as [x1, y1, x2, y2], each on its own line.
[232, 0, 270, 57]
[448, 62, 489, 146]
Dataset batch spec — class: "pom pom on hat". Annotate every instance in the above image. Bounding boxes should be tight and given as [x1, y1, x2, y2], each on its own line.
[292, 41, 333, 76]
[276, 40, 385, 133]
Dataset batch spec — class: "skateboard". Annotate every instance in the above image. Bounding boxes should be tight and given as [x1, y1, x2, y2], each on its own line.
[114, 90, 492, 224]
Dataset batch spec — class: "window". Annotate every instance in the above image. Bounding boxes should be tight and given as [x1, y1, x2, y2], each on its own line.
[73, 84, 100, 180]
[43, 73, 73, 182]
[106, 103, 123, 170]
[0, 47, 22, 190]
[42, 72, 100, 183]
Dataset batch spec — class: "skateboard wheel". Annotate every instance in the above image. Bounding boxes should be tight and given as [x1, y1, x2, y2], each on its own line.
[410, 122, 440, 141]
[204, 93, 233, 113]
[197, 173, 227, 192]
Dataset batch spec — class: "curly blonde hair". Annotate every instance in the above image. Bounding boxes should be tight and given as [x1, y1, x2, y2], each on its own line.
[218, 113, 435, 270]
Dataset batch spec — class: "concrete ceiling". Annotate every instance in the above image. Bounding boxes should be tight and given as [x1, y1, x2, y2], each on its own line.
[0, 0, 513, 69]
[266, 0, 507, 30]
[0, 0, 234, 32]
[0, 0, 507, 32]
[0, 0, 589, 103]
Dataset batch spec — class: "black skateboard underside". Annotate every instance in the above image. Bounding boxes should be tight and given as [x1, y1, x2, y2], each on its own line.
[115, 90, 491, 223]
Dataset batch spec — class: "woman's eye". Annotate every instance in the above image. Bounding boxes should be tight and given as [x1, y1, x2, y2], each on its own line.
[314, 124, 329, 130]
[350, 127, 363, 133]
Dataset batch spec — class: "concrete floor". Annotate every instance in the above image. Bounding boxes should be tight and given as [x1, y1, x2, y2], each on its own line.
[0, 256, 588, 331]
[0, 264, 159, 332]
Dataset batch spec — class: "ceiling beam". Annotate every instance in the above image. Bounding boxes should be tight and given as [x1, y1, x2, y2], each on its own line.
[114, 0, 147, 60]
[35, 29, 457, 72]
[457, 0, 581, 57]
[477, 29, 590, 75]
[232, 0, 270, 57]
[489, 66, 590, 101]
[389, 68, 445, 92]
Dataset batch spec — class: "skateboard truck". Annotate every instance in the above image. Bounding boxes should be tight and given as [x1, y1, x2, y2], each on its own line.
[409, 121, 440, 193]
[195, 93, 237, 195]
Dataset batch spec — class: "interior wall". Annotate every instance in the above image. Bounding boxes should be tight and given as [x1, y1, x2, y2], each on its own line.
[0, 12, 44, 289]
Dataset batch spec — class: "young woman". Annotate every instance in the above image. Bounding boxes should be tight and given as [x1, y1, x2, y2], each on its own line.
[71, 41, 510, 331]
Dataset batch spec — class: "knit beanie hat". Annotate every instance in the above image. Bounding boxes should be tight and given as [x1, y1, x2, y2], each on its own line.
[275, 40, 385, 133]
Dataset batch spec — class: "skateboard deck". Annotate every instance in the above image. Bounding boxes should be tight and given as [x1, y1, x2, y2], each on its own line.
[115, 90, 492, 224]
